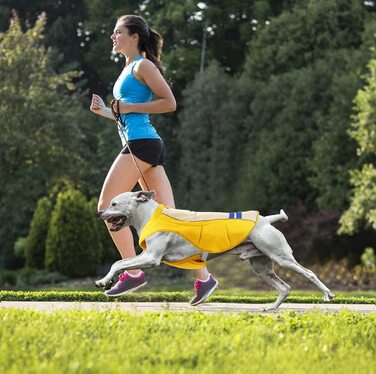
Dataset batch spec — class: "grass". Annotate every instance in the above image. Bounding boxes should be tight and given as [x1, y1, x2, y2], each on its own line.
[0, 309, 375, 373]
[1, 290, 375, 304]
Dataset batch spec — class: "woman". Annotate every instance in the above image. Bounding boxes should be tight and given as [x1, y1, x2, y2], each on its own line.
[90, 15, 217, 305]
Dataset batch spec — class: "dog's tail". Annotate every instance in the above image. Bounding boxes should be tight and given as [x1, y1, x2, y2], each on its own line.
[265, 209, 288, 224]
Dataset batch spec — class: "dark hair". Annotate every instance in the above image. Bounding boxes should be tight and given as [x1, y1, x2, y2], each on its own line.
[118, 15, 164, 76]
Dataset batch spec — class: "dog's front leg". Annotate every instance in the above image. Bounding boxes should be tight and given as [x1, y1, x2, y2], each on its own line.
[95, 233, 169, 290]
[95, 251, 161, 289]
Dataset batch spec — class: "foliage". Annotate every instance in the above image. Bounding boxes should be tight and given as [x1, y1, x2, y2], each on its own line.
[23, 197, 52, 269]
[339, 56, 376, 234]
[0, 309, 375, 373]
[88, 197, 119, 264]
[0, 0, 87, 73]
[0, 14, 91, 269]
[0, 290, 375, 305]
[0, 269, 67, 289]
[361, 247, 376, 272]
[45, 187, 102, 277]
[237, 0, 371, 211]
[177, 61, 232, 210]
[0, 271, 17, 287]
[13, 236, 27, 263]
[1, 1, 376, 271]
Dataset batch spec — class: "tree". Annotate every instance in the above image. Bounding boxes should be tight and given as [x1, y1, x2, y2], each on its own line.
[339, 55, 376, 234]
[45, 188, 102, 277]
[177, 61, 232, 210]
[0, 0, 87, 74]
[236, 0, 372, 211]
[0, 14, 91, 269]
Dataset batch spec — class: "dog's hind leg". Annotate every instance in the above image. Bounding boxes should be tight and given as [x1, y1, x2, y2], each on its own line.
[249, 255, 291, 310]
[277, 260, 335, 301]
[251, 221, 335, 302]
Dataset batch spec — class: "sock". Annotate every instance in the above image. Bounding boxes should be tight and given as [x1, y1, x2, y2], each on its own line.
[198, 274, 211, 283]
[127, 271, 143, 278]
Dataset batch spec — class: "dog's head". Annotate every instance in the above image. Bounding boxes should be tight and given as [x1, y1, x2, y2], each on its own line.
[97, 190, 156, 231]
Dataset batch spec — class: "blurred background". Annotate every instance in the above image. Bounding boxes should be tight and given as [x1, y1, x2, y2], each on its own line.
[0, 0, 375, 293]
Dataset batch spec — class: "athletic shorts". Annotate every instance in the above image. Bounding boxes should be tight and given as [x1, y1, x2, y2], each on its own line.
[121, 138, 165, 167]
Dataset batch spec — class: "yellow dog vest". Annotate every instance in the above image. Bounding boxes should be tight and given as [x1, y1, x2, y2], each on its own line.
[139, 205, 259, 270]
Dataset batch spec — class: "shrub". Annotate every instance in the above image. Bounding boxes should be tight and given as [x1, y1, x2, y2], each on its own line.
[24, 197, 52, 269]
[45, 188, 102, 277]
[13, 236, 27, 262]
[0, 270, 17, 287]
[361, 247, 376, 272]
[88, 198, 118, 264]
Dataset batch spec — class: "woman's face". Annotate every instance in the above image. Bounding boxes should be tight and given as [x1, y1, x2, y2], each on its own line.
[111, 23, 137, 55]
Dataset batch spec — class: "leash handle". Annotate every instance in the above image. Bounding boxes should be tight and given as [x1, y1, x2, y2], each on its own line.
[110, 99, 150, 192]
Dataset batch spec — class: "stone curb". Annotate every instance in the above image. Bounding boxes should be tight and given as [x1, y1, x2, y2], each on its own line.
[1, 301, 375, 313]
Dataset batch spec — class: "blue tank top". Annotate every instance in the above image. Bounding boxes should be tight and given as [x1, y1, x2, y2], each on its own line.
[113, 55, 161, 143]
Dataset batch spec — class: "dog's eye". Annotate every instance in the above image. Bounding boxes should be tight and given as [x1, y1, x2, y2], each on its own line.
[111, 202, 117, 207]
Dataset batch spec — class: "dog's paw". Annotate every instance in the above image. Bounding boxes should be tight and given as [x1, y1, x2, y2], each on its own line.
[94, 279, 114, 290]
[323, 292, 336, 302]
[94, 281, 104, 289]
[104, 281, 114, 290]
[262, 306, 279, 312]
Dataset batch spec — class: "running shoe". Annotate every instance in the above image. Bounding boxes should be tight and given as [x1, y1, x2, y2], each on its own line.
[105, 271, 147, 297]
[189, 274, 218, 306]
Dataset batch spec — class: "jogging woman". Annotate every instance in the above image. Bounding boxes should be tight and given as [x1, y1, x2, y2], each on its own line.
[90, 15, 217, 305]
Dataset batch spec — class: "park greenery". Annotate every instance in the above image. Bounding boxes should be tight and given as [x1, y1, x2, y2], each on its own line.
[1, 290, 375, 304]
[0, 309, 375, 373]
[0, 0, 376, 283]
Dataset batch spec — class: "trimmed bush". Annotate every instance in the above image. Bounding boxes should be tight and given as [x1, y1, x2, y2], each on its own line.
[0, 291, 375, 304]
[24, 197, 52, 269]
[45, 188, 102, 277]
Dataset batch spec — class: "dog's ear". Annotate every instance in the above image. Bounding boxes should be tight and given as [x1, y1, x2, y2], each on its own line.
[134, 190, 156, 202]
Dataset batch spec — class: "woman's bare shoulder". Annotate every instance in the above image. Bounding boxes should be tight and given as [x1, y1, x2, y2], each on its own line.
[136, 58, 159, 73]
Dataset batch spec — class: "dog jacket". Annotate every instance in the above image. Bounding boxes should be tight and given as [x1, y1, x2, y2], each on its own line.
[139, 204, 259, 269]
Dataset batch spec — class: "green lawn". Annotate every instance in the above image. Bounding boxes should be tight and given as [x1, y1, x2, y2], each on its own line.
[0, 309, 375, 373]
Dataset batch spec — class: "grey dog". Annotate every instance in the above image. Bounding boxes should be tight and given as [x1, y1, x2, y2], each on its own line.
[95, 190, 335, 310]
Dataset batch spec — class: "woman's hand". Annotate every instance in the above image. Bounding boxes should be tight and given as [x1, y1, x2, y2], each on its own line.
[90, 94, 107, 115]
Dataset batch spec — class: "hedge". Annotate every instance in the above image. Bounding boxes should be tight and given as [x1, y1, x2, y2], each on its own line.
[0, 291, 375, 304]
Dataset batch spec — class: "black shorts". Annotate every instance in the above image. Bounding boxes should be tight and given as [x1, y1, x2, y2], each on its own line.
[121, 138, 165, 167]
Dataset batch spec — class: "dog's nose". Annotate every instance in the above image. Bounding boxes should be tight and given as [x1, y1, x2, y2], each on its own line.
[96, 211, 103, 219]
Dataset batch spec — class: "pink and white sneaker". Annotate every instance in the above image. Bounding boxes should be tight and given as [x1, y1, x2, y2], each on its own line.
[105, 271, 147, 297]
[189, 274, 218, 306]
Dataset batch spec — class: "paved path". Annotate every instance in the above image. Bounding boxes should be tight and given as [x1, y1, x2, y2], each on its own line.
[1, 301, 375, 313]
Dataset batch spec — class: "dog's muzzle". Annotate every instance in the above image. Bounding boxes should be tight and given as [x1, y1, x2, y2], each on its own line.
[106, 215, 128, 231]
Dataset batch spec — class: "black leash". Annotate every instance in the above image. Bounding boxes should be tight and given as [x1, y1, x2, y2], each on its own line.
[110, 99, 150, 192]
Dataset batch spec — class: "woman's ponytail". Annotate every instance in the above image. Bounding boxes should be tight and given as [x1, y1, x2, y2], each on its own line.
[144, 27, 164, 76]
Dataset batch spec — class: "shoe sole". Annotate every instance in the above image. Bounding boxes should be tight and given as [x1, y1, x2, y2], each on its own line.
[190, 280, 218, 306]
[105, 281, 147, 297]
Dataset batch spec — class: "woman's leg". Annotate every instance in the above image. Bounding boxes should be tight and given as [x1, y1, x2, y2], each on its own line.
[98, 152, 152, 275]
[140, 166, 210, 281]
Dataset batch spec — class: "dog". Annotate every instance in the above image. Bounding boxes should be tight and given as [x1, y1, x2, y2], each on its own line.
[95, 190, 335, 310]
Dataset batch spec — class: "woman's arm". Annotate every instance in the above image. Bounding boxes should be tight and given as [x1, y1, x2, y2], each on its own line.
[115, 59, 176, 114]
[90, 94, 116, 120]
